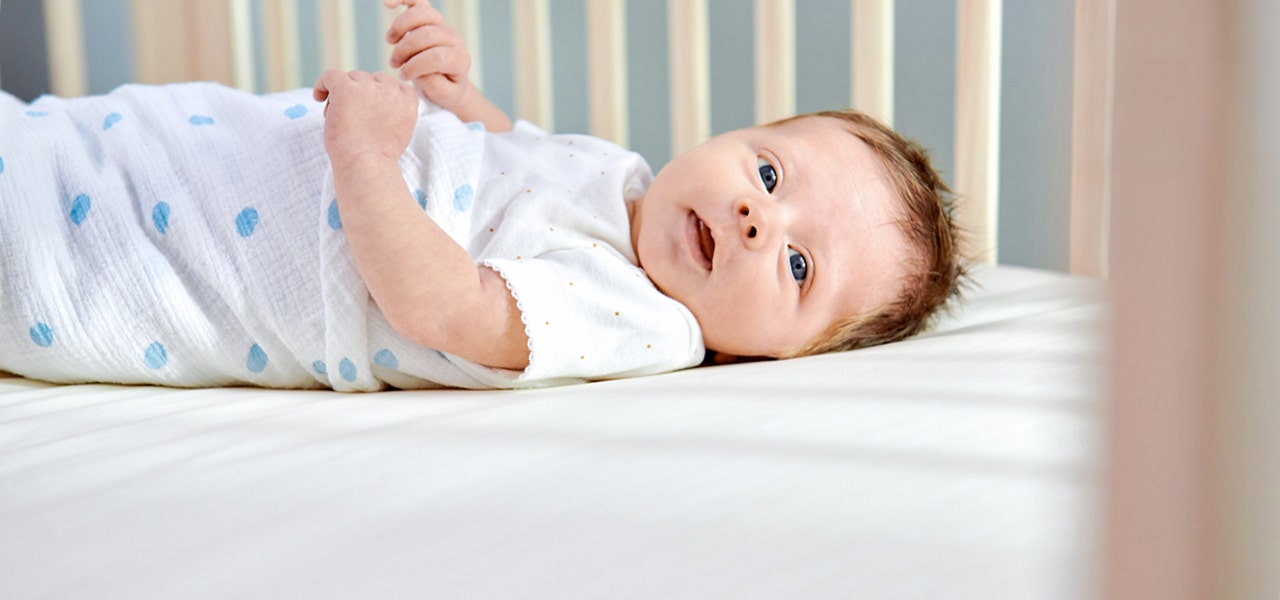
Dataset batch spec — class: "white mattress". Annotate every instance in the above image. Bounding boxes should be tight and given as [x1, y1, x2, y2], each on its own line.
[0, 265, 1108, 599]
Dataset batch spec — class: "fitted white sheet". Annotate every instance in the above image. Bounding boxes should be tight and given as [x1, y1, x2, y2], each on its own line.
[0, 265, 1108, 599]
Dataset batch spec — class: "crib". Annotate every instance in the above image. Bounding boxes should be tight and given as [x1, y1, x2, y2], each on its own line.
[0, 1, 1275, 599]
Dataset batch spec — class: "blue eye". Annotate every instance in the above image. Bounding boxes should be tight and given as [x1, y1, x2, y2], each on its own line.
[757, 157, 778, 193]
[788, 248, 808, 283]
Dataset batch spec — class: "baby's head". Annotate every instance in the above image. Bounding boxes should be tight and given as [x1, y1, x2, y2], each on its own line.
[629, 109, 965, 360]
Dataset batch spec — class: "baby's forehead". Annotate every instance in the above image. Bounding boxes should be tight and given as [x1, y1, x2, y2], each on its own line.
[755, 115, 913, 253]
[769, 117, 890, 176]
[766, 113, 865, 141]
[777, 120, 898, 203]
[792, 145, 913, 319]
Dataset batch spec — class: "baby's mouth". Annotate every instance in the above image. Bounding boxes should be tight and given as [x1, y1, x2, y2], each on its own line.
[696, 216, 716, 269]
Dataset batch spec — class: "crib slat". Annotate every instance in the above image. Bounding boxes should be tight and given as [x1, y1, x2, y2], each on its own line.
[130, 0, 236, 86]
[1069, 0, 1115, 278]
[1106, 2, 1239, 596]
[319, 0, 358, 72]
[42, 0, 88, 97]
[440, 0, 483, 89]
[954, 0, 1002, 264]
[262, 0, 301, 92]
[190, 1, 237, 84]
[130, 0, 186, 83]
[668, 0, 710, 155]
[380, 2, 398, 76]
[229, 0, 256, 91]
[586, 0, 629, 146]
[513, 0, 553, 130]
[754, 0, 795, 124]
[852, 0, 894, 125]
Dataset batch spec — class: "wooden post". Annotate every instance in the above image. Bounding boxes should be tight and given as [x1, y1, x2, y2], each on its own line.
[668, 0, 709, 154]
[851, 0, 893, 125]
[1069, 0, 1115, 277]
[261, 0, 301, 91]
[586, 0, 628, 145]
[43, 0, 88, 96]
[1105, 1, 1230, 598]
[953, 0, 1002, 264]
[754, 0, 795, 124]
[513, 0, 552, 129]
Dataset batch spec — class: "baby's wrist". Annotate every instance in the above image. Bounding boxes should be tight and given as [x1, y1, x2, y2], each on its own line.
[327, 144, 399, 174]
[434, 78, 477, 114]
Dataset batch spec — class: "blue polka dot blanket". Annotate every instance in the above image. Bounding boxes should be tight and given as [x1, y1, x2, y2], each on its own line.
[0, 83, 513, 390]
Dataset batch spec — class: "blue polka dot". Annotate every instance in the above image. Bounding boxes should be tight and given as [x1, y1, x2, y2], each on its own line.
[69, 194, 91, 226]
[284, 104, 308, 120]
[144, 342, 168, 370]
[152, 202, 171, 234]
[327, 199, 342, 230]
[103, 112, 123, 130]
[188, 115, 214, 126]
[26, 110, 47, 118]
[453, 184, 473, 212]
[414, 189, 427, 210]
[467, 122, 484, 132]
[338, 358, 357, 382]
[235, 207, 259, 237]
[373, 349, 399, 370]
[29, 322, 53, 347]
[312, 360, 327, 375]
[0, 156, 5, 175]
[247, 343, 268, 373]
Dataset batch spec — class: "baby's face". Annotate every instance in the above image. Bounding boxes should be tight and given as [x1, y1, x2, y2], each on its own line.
[630, 116, 911, 358]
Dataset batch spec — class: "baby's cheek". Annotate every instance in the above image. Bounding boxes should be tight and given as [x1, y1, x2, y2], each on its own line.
[697, 301, 788, 357]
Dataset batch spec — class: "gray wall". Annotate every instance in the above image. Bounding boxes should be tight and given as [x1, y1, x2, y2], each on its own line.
[0, 0, 52, 100]
[999, 1, 1074, 271]
[0, 0, 1074, 271]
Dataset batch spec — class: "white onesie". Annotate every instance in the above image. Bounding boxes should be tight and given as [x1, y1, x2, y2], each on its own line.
[0, 83, 704, 390]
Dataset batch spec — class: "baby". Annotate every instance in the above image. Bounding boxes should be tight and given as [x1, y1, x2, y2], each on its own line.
[0, 0, 963, 390]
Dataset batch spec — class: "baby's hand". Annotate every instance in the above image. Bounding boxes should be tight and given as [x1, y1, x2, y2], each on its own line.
[312, 69, 419, 168]
[384, 0, 475, 112]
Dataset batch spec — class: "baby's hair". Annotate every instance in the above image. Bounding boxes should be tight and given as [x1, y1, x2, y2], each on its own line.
[770, 109, 968, 357]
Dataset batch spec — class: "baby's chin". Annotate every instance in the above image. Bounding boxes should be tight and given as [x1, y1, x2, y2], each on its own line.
[702, 351, 774, 365]
[700, 333, 793, 362]
[700, 315, 829, 360]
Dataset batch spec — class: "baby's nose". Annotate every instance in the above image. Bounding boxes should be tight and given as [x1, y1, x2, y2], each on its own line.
[734, 198, 771, 250]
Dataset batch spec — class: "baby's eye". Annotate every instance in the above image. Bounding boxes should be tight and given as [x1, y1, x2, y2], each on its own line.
[757, 157, 778, 193]
[788, 247, 808, 283]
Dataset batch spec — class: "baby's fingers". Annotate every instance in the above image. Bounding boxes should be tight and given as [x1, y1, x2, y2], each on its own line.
[371, 70, 416, 95]
[388, 24, 462, 69]
[386, 0, 443, 45]
[399, 45, 469, 83]
[312, 68, 348, 102]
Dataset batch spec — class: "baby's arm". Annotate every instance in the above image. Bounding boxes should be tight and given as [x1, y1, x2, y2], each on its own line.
[384, 0, 513, 133]
[313, 69, 528, 370]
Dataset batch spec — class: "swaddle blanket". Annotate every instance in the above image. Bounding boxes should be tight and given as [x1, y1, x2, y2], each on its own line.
[0, 83, 492, 390]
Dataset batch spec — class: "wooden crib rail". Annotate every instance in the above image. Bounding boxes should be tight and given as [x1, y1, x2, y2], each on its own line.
[128, 1, 239, 88]
[1069, 0, 1115, 278]
[954, 0, 1001, 266]
[37, 0, 1113, 277]
[42, 0, 88, 98]
[585, 0, 627, 147]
